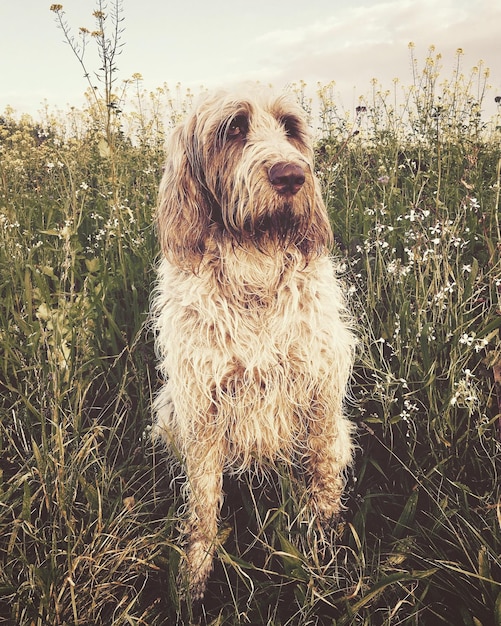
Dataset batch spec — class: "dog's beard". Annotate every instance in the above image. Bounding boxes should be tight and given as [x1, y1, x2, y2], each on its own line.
[215, 197, 313, 251]
[243, 204, 309, 246]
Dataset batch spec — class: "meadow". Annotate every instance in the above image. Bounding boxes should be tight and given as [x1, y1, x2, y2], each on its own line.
[0, 25, 500, 626]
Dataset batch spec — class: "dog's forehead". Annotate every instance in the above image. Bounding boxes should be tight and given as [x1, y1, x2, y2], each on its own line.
[195, 91, 306, 127]
[247, 95, 305, 124]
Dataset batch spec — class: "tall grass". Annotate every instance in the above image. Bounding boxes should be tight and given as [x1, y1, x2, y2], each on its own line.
[0, 25, 500, 625]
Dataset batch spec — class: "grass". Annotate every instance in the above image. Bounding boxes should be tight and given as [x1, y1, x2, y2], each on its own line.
[1, 37, 500, 625]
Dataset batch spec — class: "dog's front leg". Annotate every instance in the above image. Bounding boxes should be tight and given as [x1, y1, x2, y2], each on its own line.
[181, 445, 223, 601]
[307, 407, 353, 523]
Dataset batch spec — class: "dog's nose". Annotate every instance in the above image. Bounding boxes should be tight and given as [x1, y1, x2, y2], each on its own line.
[268, 162, 306, 195]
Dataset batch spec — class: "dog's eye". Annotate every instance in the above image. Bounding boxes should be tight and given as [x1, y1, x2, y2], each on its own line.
[227, 115, 248, 139]
[281, 115, 303, 139]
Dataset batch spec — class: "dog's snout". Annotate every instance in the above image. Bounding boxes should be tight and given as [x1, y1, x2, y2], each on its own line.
[268, 162, 306, 195]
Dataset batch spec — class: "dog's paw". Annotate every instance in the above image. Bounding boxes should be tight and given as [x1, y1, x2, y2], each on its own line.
[178, 539, 214, 603]
[310, 488, 346, 525]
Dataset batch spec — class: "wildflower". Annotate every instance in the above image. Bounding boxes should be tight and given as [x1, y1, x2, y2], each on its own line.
[377, 175, 390, 185]
[451, 236, 465, 248]
[459, 333, 475, 346]
[404, 247, 415, 262]
[387, 260, 398, 275]
[450, 369, 479, 410]
[468, 197, 480, 210]
[474, 338, 488, 353]
[403, 399, 418, 413]
[36, 303, 51, 322]
[50, 4, 63, 12]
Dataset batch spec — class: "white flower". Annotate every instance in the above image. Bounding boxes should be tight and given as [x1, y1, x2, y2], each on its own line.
[474, 338, 488, 353]
[459, 333, 475, 346]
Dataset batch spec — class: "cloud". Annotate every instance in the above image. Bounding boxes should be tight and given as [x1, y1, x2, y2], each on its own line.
[245, 0, 500, 111]
[2, 0, 499, 117]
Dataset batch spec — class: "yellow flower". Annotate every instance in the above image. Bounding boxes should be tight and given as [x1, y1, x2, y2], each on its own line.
[50, 4, 63, 12]
[36, 303, 51, 322]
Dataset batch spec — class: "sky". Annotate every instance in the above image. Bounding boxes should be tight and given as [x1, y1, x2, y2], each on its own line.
[1, 0, 500, 119]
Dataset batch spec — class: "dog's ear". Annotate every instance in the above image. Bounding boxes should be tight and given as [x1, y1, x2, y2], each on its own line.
[312, 180, 334, 248]
[156, 119, 211, 270]
[299, 179, 333, 258]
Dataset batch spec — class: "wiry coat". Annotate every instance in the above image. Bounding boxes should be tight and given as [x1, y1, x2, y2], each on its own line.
[152, 89, 356, 600]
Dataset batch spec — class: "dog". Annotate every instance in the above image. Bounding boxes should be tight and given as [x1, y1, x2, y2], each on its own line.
[151, 88, 356, 600]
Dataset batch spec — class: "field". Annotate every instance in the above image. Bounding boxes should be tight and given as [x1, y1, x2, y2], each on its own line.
[1, 35, 500, 626]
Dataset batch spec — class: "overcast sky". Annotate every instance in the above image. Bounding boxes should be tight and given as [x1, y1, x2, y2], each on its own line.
[1, 0, 500, 119]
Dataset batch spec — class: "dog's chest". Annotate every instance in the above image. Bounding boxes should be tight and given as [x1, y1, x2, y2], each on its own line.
[157, 254, 347, 464]
[167, 255, 340, 369]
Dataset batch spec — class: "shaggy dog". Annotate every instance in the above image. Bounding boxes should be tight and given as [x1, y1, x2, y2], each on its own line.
[151, 89, 356, 600]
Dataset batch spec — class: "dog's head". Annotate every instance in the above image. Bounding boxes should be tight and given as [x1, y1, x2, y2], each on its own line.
[157, 88, 333, 269]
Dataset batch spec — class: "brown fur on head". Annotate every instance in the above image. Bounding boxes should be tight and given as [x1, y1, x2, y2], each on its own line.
[156, 89, 333, 270]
